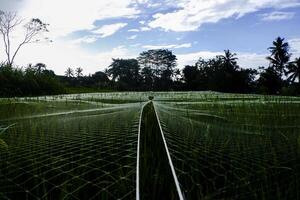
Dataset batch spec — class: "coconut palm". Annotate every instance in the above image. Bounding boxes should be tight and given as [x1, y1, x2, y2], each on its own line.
[65, 67, 74, 77]
[75, 67, 83, 78]
[286, 58, 300, 83]
[220, 50, 238, 70]
[267, 37, 290, 75]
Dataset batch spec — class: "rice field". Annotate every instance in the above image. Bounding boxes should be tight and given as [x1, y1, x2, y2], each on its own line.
[0, 92, 300, 200]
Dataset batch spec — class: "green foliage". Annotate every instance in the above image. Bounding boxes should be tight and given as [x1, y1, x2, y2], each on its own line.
[1, 37, 300, 96]
[0, 92, 300, 199]
[182, 51, 257, 93]
[106, 58, 141, 90]
[138, 49, 177, 90]
[267, 37, 291, 75]
[154, 92, 300, 199]
[0, 64, 65, 97]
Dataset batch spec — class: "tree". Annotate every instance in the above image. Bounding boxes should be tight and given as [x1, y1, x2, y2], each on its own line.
[65, 67, 74, 78]
[286, 58, 300, 83]
[106, 59, 141, 89]
[182, 65, 200, 90]
[75, 67, 83, 78]
[219, 50, 238, 71]
[0, 11, 49, 66]
[257, 67, 283, 94]
[267, 37, 290, 75]
[137, 49, 177, 90]
[34, 63, 46, 74]
[140, 66, 154, 90]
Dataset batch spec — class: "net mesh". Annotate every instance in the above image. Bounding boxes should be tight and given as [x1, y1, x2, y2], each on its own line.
[0, 103, 142, 200]
[155, 101, 300, 200]
[1, 92, 300, 200]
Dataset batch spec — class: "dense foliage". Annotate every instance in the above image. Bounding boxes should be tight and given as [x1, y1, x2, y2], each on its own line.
[1, 37, 300, 97]
[0, 64, 65, 97]
[1, 92, 299, 199]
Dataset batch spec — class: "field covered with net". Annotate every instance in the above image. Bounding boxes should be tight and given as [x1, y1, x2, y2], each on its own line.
[0, 92, 300, 199]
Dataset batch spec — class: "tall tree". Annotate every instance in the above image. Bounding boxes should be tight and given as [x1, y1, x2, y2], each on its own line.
[138, 49, 177, 90]
[267, 37, 290, 75]
[220, 50, 238, 71]
[0, 11, 49, 66]
[106, 59, 141, 89]
[65, 67, 74, 78]
[286, 58, 300, 83]
[75, 67, 83, 78]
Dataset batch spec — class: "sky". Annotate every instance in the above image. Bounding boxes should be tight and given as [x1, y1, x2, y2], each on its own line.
[0, 0, 300, 75]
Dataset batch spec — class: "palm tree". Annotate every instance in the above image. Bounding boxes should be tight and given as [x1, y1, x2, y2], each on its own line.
[267, 37, 290, 75]
[220, 50, 238, 70]
[286, 58, 300, 83]
[65, 67, 74, 77]
[75, 67, 83, 78]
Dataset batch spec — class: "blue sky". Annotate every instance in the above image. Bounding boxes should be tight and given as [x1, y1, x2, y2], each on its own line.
[1, 0, 300, 74]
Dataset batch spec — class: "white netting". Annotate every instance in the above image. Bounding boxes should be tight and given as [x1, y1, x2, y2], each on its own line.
[155, 100, 300, 199]
[0, 102, 143, 200]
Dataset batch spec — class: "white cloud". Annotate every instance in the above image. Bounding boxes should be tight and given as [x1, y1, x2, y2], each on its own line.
[177, 51, 268, 69]
[71, 35, 99, 44]
[128, 29, 140, 32]
[140, 26, 152, 31]
[128, 26, 151, 32]
[238, 53, 268, 68]
[92, 23, 128, 38]
[143, 43, 192, 49]
[289, 38, 300, 58]
[7, 41, 135, 75]
[261, 11, 295, 21]
[20, 0, 142, 37]
[148, 0, 300, 32]
[128, 35, 138, 40]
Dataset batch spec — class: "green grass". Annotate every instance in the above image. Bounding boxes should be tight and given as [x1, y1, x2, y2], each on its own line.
[0, 92, 299, 199]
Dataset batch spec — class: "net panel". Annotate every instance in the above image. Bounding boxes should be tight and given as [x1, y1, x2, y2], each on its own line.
[155, 101, 300, 200]
[0, 103, 143, 200]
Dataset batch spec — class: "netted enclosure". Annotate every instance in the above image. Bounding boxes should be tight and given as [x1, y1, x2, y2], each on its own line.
[0, 96, 144, 200]
[154, 98, 300, 200]
[1, 92, 300, 200]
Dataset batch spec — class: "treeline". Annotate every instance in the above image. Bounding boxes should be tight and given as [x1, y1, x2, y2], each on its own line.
[103, 37, 300, 95]
[0, 64, 65, 97]
[0, 37, 299, 97]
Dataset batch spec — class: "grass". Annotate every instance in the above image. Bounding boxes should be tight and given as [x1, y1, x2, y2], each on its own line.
[155, 96, 300, 199]
[139, 102, 179, 200]
[0, 92, 300, 199]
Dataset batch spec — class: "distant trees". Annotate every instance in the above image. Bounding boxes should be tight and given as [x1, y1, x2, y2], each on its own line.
[75, 67, 83, 78]
[34, 63, 47, 74]
[137, 49, 177, 90]
[106, 59, 141, 90]
[1, 36, 300, 97]
[0, 63, 65, 97]
[257, 37, 299, 94]
[0, 11, 49, 66]
[65, 67, 74, 78]
[181, 50, 256, 93]
[257, 67, 282, 94]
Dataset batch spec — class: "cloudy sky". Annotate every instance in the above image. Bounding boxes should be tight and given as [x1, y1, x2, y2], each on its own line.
[1, 0, 300, 75]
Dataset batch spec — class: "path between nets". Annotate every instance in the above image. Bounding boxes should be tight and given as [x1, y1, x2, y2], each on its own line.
[136, 101, 184, 200]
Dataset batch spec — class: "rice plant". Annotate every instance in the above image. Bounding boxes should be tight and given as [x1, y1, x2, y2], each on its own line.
[1, 92, 300, 199]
